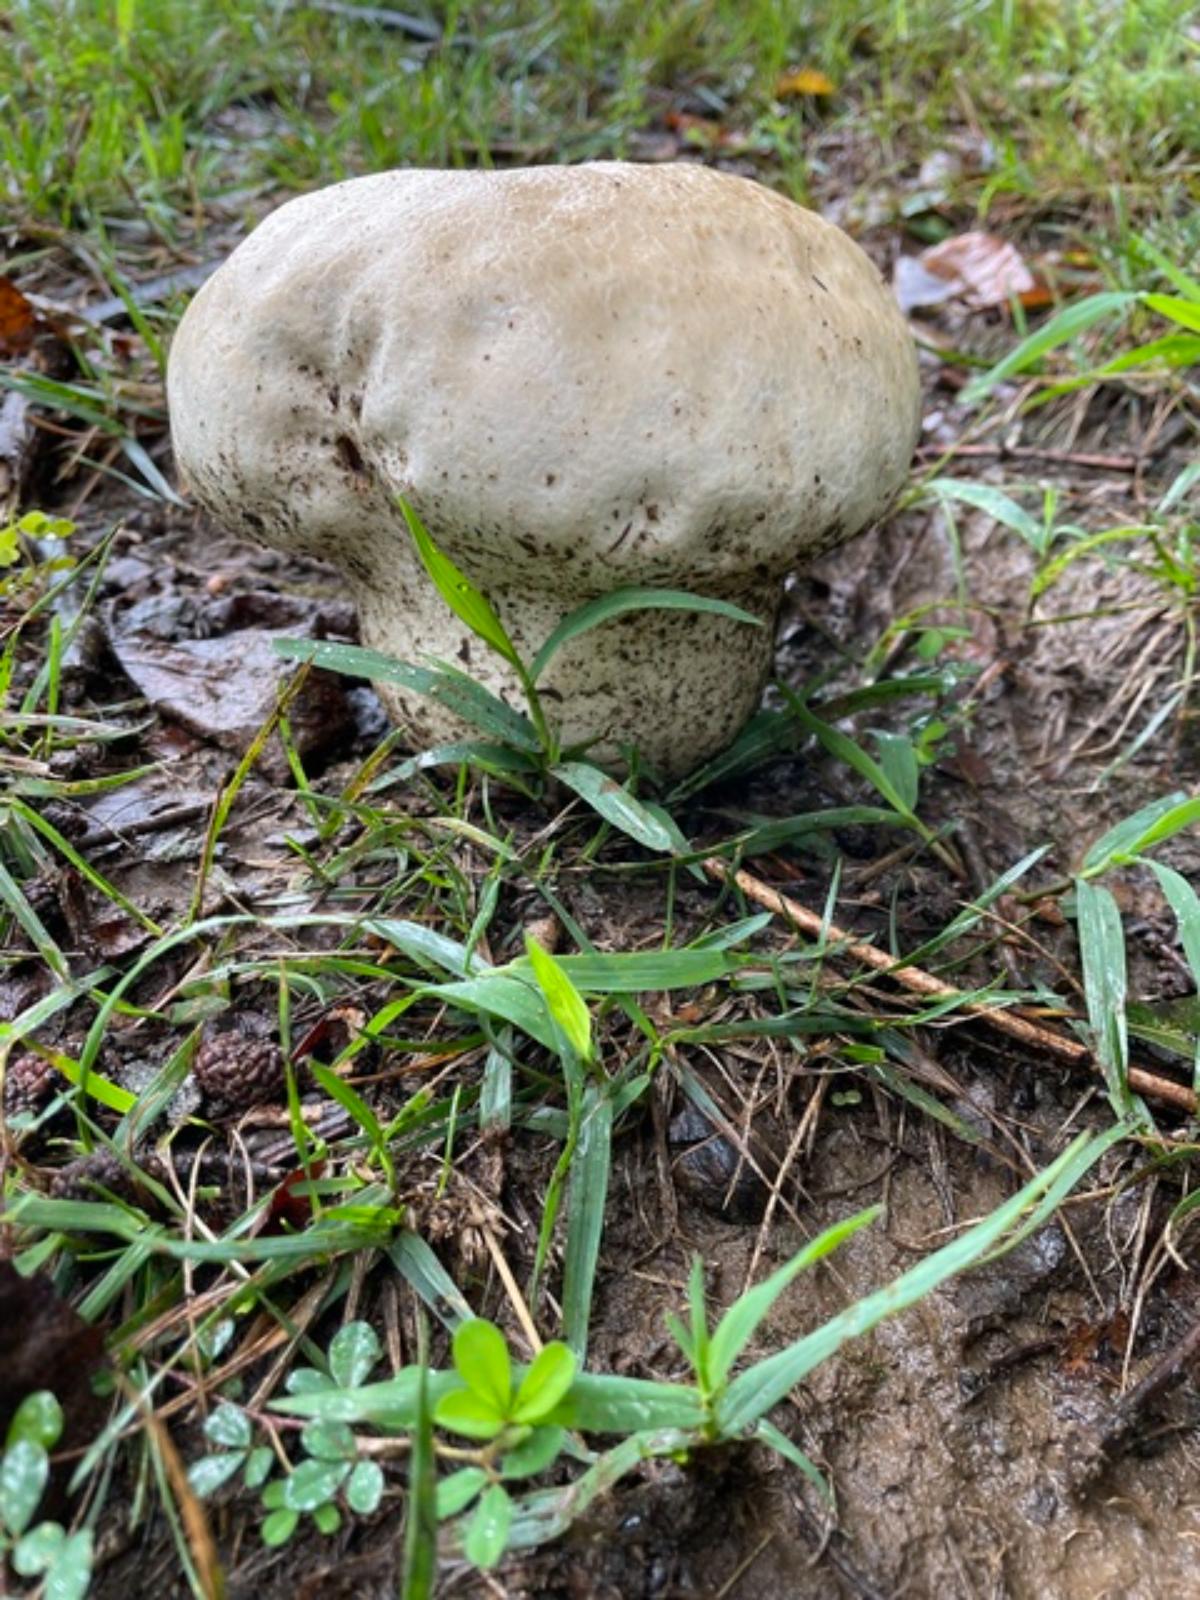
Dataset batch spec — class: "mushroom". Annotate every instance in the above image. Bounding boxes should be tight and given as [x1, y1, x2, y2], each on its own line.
[168, 162, 920, 779]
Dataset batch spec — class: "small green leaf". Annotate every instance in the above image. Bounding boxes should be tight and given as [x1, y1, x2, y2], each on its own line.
[346, 1459, 385, 1515]
[433, 1389, 505, 1441]
[203, 1403, 251, 1452]
[312, 1501, 342, 1535]
[244, 1447, 274, 1490]
[511, 1343, 576, 1425]
[12, 1521, 65, 1575]
[280, 1459, 351, 1512]
[188, 1452, 247, 1498]
[329, 1322, 383, 1390]
[285, 1367, 334, 1396]
[500, 1425, 565, 1479]
[871, 731, 920, 814]
[46, 1529, 93, 1600]
[524, 937, 593, 1063]
[435, 1466, 488, 1519]
[754, 1419, 832, 1503]
[1, 1439, 49, 1536]
[301, 1420, 358, 1462]
[7, 1393, 63, 1452]
[261, 1508, 300, 1546]
[401, 501, 522, 671]
[464, 1483, 513, 1569]
[552, 761, 675, 852]
[452, 1320, 513, 1412]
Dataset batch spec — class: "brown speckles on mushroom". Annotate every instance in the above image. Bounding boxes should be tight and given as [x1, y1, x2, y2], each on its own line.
[167, 161, 920, 778]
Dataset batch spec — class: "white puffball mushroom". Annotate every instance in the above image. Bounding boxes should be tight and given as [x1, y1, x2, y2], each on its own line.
[168, 162, 920, 779]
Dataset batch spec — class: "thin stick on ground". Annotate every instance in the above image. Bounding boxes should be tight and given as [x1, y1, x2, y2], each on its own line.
[703, 858, 1196, 1116]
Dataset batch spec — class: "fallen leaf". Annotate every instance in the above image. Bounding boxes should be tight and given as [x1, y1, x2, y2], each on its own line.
[0, 279, 37, 357]
[265, 1161, 327, 1232]
[663, 110, 737, 150]
[776, 67, 837, 98]
[894, 231, 1035, 314]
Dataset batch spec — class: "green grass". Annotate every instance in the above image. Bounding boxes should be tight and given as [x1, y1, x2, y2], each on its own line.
[4, 0, 1199, 236]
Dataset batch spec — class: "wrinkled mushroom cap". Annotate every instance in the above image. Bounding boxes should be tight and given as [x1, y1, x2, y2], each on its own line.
[169, 162, 920, 776]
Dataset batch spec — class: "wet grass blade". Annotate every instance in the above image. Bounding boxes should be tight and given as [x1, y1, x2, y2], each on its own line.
[707, 1207, 880, 1388]
[1082, 792, 1200, 876]
[717, 1128, 1121, 1434]
[1073, 878, 1136, 1122]
[551, 762, 675, 852]
[388, 1236, 473, 1329]
[961, 291, 1137, 404]
[400, 1318, 437, 1600]
[562, 1087, 612, 1361]
[530, 587, 763, 682]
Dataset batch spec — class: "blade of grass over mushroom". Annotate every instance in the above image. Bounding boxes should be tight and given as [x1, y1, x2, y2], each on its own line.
[274, 638, 542, 751]
[716, 1128, 1121, 1435]
[367, 742, 541, 794]
[529, 588, 764, 682]
[400, 499, 523, 674]
[551, 762, 676, 852]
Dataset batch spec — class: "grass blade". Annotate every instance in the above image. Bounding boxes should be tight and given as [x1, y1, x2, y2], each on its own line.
[562, 1087, 612, 1361]
[530, 587, 763, 682]
[707, 1207, 880, 1388]
[961, 291, 1137, 404]
[551, 762, 675, 852]
[401, 500, 522, 672]
[400, 1320, 437, 1600]
[717, 1128, 1120, 1434]
[1082, 792, 1200, 876]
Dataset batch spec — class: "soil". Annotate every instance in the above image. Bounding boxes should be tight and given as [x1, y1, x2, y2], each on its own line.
[7, 211, 1200, 1600]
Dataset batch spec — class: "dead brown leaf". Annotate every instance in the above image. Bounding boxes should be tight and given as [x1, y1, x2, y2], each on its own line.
[894, 231, 1036, 313]
[0, 278, 38, 357]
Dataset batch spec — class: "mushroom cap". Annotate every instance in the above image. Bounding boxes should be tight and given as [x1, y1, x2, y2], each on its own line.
[168, 162, 920, 774]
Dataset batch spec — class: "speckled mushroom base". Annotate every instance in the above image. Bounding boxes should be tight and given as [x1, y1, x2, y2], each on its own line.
[354, 564, 781, 778]
[169, 162, 921, 779]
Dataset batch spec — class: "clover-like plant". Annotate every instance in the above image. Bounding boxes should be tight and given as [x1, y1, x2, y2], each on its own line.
[188, 1321, 387, 1547]
[0, 1391, 93, 1600]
